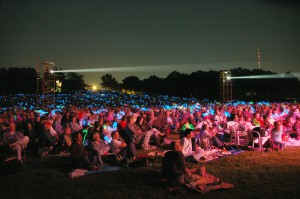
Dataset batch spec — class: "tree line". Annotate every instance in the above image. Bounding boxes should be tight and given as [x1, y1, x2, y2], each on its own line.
[0, 67, 86, 94]
[101, 68, 300, 101]
[1, 67, 299, 101]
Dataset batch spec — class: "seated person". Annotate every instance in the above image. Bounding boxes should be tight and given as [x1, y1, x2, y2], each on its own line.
[70, 132, 95, 170]
[181, 129, 193, 156]
[270, 121, 285, 150]
[110, 130, 127, 160]
[200, 124, 223, 149]
[125, 115, 157, 153]
[180, 119, 195, 138]
[40, 120, 58, 147]
[70, 116, 83, 133]
[291, 116, 300, 140]
[2, 122, 29, 164]
[63, 126, 72, 152]
[161, 140, 219, 188]
[89, 131, 110, 165]
[136, 116, 164, 146]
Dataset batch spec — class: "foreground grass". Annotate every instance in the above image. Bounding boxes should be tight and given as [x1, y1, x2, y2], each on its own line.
[1, 147, 300, 199]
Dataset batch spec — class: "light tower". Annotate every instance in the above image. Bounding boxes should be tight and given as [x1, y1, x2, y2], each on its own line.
[220, 70, 232, 103]
[36, 62, 56, 108]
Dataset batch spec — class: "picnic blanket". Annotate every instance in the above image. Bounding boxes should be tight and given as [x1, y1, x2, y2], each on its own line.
[185, 167, 234, 194]
[189, 148, 243, 162]
[146, 148, 244, 163]
[69, 165, 122, 178]
[285, 138, 300, 147]
[186, 182, 234, 194]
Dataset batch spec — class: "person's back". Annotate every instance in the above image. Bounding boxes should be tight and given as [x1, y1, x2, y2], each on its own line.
[161, 140, 221, 188]
[161, 150, 185, 181]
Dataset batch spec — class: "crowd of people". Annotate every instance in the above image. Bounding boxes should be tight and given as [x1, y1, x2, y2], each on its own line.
[1, 91, 300, 182]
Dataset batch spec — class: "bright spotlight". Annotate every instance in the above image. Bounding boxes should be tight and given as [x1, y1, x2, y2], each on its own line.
[50, 70, 54, 74]
[226, 76, 231, 80]
[92, 85, 97, 91]
[230, 72, 300, 80]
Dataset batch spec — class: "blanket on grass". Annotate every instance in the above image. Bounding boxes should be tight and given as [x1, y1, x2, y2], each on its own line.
[69, 165, 122, 178]
[186, 182, 234, 194]
[185, 167, 234, 194]
[146, 148, 244, 163]
[285, 138, 300, 147]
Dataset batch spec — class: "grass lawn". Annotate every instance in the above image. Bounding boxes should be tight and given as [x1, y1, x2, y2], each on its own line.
[1, 144, 300, 199]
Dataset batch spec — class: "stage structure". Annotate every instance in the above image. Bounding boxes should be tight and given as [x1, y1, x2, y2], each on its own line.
[36, 62, 56, 108]
[220, 70, 232, 103]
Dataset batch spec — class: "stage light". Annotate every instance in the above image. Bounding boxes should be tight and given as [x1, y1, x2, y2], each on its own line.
[230, 73, 300, 80]
[92, 85, 97, 91]
[50, 70, 54, 74]
[51, 64, 199, 73]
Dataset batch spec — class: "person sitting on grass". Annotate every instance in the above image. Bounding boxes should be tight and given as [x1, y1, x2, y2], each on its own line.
[110, 130, 127, 161]
[270, 121, 285, 150]
[38, 120, 59, 155]
[63, 126, 72, 152]
[2, 122, 29, 165]
[125, 115, 157, 152]
[70, 132, 95, 171]
[136, 115, 165, 147]
[161, 140, 220, 190]
[70, 116, 82, 133]
[181, 129, 193, 156]
[292, 116, 300, 140]
[199, 124, 223, 149]
[89, 131, 110, 165]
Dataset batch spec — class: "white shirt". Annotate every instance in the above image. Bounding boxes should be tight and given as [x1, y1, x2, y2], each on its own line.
[181, 137, 193, 156]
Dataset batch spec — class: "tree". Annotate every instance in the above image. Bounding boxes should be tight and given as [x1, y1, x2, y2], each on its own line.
[142, 75, 163, 95]
[122, 76, 141, 91]
[62, 72, 86, 92]
[0, 67, 37, 94]
[100, 74, 120, 90]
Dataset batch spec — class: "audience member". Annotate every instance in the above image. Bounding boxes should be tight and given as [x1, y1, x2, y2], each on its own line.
[2, 122, 29, 164]
[70, 132, 95, 170]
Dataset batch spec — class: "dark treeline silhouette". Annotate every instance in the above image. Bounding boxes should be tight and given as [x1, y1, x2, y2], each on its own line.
[0, 67, 37, 94]
[1, 67, 299, 101]
[102, 67, 300, 101]
[0, 67, 86, 94]
[61, 72, 86, 92]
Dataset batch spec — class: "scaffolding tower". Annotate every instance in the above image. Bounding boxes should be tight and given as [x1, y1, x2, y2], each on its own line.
[220, 70, 232, 103]
[36, 62, 56, 109]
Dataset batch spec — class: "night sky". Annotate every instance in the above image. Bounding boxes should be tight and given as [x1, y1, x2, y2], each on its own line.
[1, 0, 299, 86]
